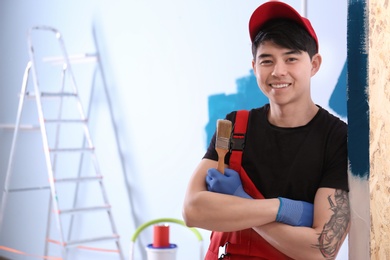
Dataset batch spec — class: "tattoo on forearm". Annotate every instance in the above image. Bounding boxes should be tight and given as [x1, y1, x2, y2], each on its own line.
[314, 189, 350, 259]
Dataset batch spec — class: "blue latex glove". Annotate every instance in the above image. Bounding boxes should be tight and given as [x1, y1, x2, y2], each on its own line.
[276, 197, 314, 227]
[206, 168, 252, 199]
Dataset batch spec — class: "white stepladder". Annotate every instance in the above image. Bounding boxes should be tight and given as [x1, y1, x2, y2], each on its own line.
[0, 26, 125, 259]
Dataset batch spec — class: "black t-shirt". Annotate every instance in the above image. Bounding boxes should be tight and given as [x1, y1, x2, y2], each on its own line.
[204, 104, 348, 203]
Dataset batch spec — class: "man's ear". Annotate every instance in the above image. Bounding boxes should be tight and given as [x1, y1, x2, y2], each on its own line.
[311, 53, 322, 76]
[252, 59, 256, 73]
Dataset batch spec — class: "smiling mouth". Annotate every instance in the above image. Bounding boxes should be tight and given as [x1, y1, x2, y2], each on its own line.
[270, 83, 291, 89]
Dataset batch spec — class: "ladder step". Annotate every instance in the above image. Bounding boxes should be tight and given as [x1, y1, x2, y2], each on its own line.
[55, 176, 103, 183]
[7, 186, 50, 192]
[59, 205, 111, 215]
[65, 234, 119, 248]
[25, 91, 77, 98]
[44, 119, 87, 124]
[49, 147, 95, 153]
[0, 124, 40, 130]
[42, 53, 98, 65]
[6, 177, 103, 192]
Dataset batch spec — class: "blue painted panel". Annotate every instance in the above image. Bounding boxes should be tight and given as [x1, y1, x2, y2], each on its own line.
[347, 0, 369, 179]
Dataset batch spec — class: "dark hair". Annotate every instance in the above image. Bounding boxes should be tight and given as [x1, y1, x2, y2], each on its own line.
[251, 19, 318, 60]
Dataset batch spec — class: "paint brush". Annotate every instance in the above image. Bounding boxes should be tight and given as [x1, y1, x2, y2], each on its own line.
[215, 119, 232, 174]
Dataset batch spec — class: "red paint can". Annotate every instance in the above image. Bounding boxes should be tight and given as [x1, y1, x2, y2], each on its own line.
[153, 224, 170, 248]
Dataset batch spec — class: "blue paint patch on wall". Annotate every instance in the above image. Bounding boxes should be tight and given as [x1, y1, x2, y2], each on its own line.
[205, 70, 267, 146]
[329, 61, 348, 117]
[347, 0, 369, 179]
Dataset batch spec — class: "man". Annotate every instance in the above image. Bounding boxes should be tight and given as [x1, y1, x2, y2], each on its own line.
[182, 1, 350, 259]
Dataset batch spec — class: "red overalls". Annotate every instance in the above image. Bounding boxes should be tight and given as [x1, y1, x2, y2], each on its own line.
[205, 110, 293, 260]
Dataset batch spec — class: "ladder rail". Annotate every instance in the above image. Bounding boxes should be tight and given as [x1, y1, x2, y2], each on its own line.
[44, 195, 53, 257]
[0, 62, 32, 230]
[45, 61, 68, 257]
[27, 26, 68, 259]
[54, 27, 95, 151]
[68, 66, 91, 241]
[68, 66, 101, 242]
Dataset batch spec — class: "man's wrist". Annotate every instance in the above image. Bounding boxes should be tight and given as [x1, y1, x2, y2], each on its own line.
[275, 197, 314, 227]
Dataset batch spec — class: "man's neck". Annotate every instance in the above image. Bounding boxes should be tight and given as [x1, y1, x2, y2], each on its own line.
[267, 102, 319, 128]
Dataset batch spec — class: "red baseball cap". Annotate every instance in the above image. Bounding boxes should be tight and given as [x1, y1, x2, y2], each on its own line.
[249, 1, 318, 51]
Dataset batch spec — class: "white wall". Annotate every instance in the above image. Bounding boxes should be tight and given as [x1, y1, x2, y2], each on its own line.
[0, 0, 348, 259]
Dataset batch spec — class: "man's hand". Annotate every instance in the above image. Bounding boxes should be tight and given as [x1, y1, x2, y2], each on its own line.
[206, 168, 252, 199]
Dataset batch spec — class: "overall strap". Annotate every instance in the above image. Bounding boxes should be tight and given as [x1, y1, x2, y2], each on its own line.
[230, 110, 264, 199]
[229, 110, 248, 172]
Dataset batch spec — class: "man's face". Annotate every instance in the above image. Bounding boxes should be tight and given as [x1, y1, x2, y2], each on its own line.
[252, 41, 321, 107]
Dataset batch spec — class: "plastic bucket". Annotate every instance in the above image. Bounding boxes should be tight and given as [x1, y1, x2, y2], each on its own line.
[145, 244, 177, 260]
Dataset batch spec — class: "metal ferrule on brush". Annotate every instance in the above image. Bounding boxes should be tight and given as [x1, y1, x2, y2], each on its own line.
[216, 137, 230, 150]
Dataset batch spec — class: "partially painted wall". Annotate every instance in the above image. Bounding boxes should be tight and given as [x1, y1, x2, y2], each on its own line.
[347, 0, 371, 259]
[368, 0, 390, 258]
[348, 0, 390, 259]
[0, 1, 349, 259]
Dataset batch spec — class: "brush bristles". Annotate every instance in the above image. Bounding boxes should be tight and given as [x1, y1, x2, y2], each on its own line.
[216, 119, 232, 150]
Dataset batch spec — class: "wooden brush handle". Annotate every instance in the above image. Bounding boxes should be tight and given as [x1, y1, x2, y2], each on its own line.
[216, 147, 228, 174]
